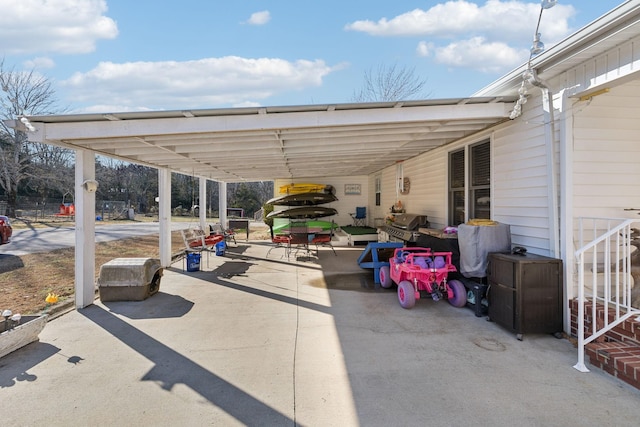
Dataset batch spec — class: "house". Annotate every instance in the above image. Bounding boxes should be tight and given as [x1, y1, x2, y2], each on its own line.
[6, 1, 640, 385]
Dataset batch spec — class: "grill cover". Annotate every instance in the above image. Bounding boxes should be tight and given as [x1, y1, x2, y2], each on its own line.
[458, 222, 511, 277]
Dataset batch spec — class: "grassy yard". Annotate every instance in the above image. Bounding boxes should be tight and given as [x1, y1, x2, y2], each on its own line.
[0, 216, 270, 315]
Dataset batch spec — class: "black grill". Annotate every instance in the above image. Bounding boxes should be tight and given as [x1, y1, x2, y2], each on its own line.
[382, 213, 429, 242]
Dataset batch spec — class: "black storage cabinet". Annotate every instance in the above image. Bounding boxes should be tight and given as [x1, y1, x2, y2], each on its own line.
[487, 253, 562, 340]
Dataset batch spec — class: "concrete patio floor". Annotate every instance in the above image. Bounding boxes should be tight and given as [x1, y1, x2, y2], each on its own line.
[2, 241, 640, 426]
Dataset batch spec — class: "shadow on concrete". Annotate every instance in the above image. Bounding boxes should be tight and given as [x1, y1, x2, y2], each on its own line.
[199, 269, 334, 316]
[0, 342, 60, 388]
[102, 292, 194, 319]
[80, 305, 294, 425]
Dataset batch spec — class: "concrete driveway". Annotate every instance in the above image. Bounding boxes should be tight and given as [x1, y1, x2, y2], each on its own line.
[0, 221, 193, 256]
[1, 242, 639, 426]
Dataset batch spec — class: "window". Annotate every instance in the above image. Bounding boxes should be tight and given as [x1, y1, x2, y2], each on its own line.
[449, 149, 465, 226]
[448, 140, 490, 225]
[375, 176, 381, 206]
[470, 141, 490, 219]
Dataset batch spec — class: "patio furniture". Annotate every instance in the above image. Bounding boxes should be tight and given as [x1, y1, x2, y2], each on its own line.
[288, 220, 311, 258]
[180, 228, 223, 270]
[266, 234, 291, 258]
[210, 223, 237, 246]
[311, 220, 337, 256]
[350, 207, 366, 226]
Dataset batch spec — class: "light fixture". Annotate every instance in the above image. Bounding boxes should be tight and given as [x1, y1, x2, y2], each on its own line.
[530, 33, 545, 56]
[510, 1, 557, 119]
[82, 179, 99, 193]
[19, 116, 36, 132]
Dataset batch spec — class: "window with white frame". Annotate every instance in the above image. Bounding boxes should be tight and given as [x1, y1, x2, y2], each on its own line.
[375, 176, 381, 206]
[449, 149, 465, 226]
[470, 141, 491, 220]
[448, 140, 490, 225]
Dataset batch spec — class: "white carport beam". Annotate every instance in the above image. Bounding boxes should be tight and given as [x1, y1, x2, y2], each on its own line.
[35, 103, 512, 140]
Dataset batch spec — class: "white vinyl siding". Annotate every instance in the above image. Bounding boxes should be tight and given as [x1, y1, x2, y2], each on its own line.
[571, 81, 640, 219]
[492, 93, 554, 254]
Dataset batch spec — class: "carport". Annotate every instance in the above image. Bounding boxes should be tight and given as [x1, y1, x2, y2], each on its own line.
[6, 97, 514, 309]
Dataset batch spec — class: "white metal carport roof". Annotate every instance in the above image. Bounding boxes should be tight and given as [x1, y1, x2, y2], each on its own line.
[7, 96, 517, 310]
[21, 98, 515, 182]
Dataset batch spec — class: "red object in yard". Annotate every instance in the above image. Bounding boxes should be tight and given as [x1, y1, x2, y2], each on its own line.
[0, 215, 12, 245]
[55, 203, 75, 217]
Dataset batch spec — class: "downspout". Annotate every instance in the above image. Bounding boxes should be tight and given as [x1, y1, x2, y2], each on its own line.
[527, 68, 560, 258]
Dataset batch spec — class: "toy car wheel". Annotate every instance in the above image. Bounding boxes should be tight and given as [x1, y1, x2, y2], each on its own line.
[447, 279, 467, 307]
[379, 266, 393, 288]
[397, 280, 415, 309]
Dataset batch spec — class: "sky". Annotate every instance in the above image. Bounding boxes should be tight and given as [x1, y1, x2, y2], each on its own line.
[0, 0, 630, 114]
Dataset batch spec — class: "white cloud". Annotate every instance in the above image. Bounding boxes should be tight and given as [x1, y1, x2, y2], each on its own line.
[416, 41, 434, 57]
[345, 0, 574, 43]
[434, 37, 527, 73]
[23, 56, 56, 69]
[345, 1, 575, 74]
[61, 56, 337, 112]
[0, 0, 118, 55]
[246, 10, 271, 26]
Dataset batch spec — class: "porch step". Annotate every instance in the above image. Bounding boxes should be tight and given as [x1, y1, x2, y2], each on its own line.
[332, 229, 350, 247]
[571, 299, 640, 390]
[586, 341, 640, 389]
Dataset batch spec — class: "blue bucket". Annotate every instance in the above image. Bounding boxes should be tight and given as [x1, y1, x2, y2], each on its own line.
[186, 252, 201, 271]
[215, 241, 226, 256]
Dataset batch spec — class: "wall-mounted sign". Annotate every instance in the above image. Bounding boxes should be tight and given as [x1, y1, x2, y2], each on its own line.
[345, 184, 361, 195]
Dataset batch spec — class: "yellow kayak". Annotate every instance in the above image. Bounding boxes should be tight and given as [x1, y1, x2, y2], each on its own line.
[279, 183, 334, 195]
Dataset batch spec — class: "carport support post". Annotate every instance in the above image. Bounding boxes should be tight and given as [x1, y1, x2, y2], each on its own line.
[199, 177, 207, 231]
[158, 168, 172, 268]
[75, 149, 97, 309]
[219, 181, 227, 229]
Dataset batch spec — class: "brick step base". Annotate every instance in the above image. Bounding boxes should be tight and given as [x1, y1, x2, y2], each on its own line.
[586, 341, 640, 389]
[571, 299, 640, 390]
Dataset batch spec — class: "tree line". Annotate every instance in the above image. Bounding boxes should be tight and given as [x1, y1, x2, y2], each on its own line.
[0, 60, 273, 218]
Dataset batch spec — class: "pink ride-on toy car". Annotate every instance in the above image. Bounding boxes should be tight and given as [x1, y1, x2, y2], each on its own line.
[378, 247, 467, 309]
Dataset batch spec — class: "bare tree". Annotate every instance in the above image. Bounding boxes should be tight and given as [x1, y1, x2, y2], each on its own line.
[0, 59, 60, 216]
[351, 63, 429, 102]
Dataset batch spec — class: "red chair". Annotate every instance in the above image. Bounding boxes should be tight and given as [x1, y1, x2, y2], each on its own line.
[311, 220, 337, 256]
[266, 234, 291, 257]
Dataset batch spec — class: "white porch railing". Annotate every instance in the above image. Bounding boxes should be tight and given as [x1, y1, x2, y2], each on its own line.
[573, 217, 640, 372]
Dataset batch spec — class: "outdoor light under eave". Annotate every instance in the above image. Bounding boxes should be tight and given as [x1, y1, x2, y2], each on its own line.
[530, 33, 545, 56]
[19, 116, 36, 132]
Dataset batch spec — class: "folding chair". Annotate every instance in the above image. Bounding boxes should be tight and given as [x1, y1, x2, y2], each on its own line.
[210, 223, 237, 246]
[180, 228, 214, 270]
[350, 206, 366, 226]
[266, 234, 291, 258]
